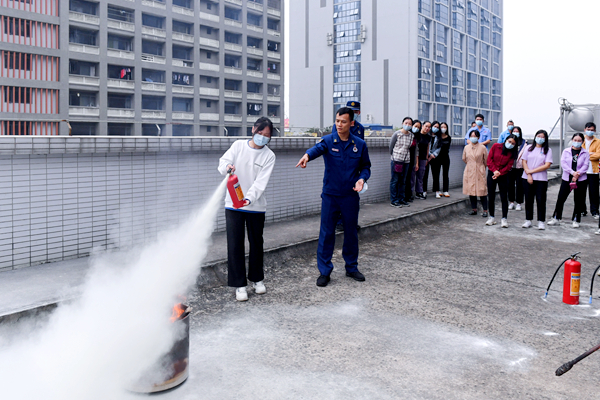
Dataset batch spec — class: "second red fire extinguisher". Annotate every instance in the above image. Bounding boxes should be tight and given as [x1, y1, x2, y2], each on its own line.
[563, 255, 581, 305]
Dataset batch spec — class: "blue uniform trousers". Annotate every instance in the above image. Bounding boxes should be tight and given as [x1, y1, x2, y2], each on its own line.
[317, 192, 360, 276]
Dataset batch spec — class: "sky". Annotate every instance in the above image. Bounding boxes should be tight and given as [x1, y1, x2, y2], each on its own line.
[284, 0, 600, 137]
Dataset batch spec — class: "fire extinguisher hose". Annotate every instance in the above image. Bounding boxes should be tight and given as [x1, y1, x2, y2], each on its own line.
[545, 252, 581, 299]
[588, 265, 600, 304]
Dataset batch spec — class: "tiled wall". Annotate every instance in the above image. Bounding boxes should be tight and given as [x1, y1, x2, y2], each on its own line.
[0, 136, 470, 271]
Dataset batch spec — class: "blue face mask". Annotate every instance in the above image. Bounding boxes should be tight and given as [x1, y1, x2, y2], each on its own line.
[513, 131, 520, 137]
[585, 130, 595, 137]
[403, 124, 412, 131]
[253, 134, 270, 147]
[469, 137, 479, 144]
[572, 141, 582, 149]
[412, 126, 420, 133]
[535, 137, 545, 145]
[476, 120, 483, 127]
[432, 127, 439, 133]
[507, 125, 514, 131]
[505, 142, 515, 150]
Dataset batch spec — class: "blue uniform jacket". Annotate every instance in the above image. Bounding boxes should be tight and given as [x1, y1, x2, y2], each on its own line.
[332, 121, 365, 140]
[306, 132, 371, 196]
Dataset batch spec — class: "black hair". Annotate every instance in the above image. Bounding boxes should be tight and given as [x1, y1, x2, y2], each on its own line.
[402, 116, 413, 124]
[469, 130, 481, 138]
[512, 125, 523, 146]
[501, 134, 519, 158]
[336, 107, 355, 121]
[572, 132, 585, 142]
[254, 117, 274, 136]
[475, 113, 485, 121]
[431, 120, 440, 129]
[529, 129, 549, 154]
[470, 121, 476, 126]
[585, 122, 596, 130]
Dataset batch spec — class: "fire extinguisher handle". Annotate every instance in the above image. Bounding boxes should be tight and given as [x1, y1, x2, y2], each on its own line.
[571, 251, 581, 259]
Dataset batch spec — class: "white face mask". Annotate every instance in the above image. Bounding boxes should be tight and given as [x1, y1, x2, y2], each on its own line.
[253, 134, 270, 147]
[441, 128, 447, 134]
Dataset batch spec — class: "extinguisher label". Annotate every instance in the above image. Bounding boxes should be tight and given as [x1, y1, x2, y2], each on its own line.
[570, 273, 581, 297]
[233, 183, 244, 201]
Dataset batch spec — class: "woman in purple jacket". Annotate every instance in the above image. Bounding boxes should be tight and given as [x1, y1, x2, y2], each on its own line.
[548, 133, 590, 228]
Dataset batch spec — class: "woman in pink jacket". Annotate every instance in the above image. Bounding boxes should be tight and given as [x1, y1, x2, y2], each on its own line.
[547, 133, 590, 228]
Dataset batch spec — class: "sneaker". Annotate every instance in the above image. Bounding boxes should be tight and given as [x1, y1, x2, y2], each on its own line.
[253, 281, 266, 294]
[596, 229, 600, 235]
[335, 224, 344, 233]
[594, 214, 600, 220]
[547, 218, 560, 226]
[501, 218, 509, 228]
[415, 193, 426, 200]
[583, 211, 588, 217]
[485, 217, 496, 226]
[236, 287, 248, 301]
[522, 220, 532, 228]
[467, 210, 478, 215]
[407, 196, 414, 202]
[391, 202, 402, 208]
[508, 202, 515, 210]
[398, 200, 410, 206]
[316, 274, 330, 287]
[515, 204, 522, 211]
[538, 221, 546, 230]
[422, 192, 428, 199]
[443, 192, 450, 197]
[573, 221, 580, 228]
[482, 212, 488, 218]
[436, 192, 441, 199]
[346, 270, 366, 281]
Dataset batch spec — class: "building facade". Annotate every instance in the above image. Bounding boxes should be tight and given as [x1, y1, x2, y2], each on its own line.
[0, 0, 284, 136]
[289, 0, 503, 137]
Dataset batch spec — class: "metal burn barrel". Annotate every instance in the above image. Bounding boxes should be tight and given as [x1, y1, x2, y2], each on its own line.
[130, 303, 191, 394]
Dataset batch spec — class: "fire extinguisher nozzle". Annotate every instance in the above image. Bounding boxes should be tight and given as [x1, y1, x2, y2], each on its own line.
[589, 296, 593, 304]
[544, 292, 548, 299]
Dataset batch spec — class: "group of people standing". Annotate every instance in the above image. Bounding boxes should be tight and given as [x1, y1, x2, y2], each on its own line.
[389, 118, 453, 206]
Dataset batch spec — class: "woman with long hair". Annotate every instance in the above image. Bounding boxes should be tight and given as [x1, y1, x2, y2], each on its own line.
[414, 121, 432, 199]
[485, 134, 518, 227]
[422, 120, 440, 196]
[547, 133, 590, 228]
[521, 130, 553, 230]
[429, 122, 452, 198]
[389, 117, 414, 207]
[405, 120, 421, 202]
[463, 130, 489, 216]
[507, 126, 527, 211]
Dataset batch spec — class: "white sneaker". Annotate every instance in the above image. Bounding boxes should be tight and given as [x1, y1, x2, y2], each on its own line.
[236, 287, 248, 301]
[436, 192, 441, 199]
[538, 221, 546, 230]
[485, 217, 496, 226]
[572, 221, 580, 228]
[443, 192, 450, 197]
[253, 281, 266, 294]
[515, 204, 522, 211]
[547, 218, 560, 226]
[501, 218, 508, 228]
[594, 214, 600, 220]
[595, 229, 600, 235]
[508, 202, 515, 210]
[522, 220, 532, 229]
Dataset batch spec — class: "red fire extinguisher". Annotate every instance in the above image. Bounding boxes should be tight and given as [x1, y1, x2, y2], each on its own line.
[563, 254, 581, 305]
[227, 170, 245, 209]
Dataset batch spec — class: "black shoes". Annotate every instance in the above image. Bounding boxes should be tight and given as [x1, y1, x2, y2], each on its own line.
[415, 193, 426, 200]
[467, 210, 478, 215]
[316, 275, 330, 287]
[482, 212, 488, 217]
[398, 200, 409, 206]
[346, 271, 366, 281]
[335, 224, 344, 233]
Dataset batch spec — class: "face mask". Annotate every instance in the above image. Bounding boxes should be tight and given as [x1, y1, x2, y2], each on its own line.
[513, 131, 520, 137]
[253, 134, 270, 147]
[403, 124, 412, 131]
[535, 137, 545, 145]
[507, 125, 514, 130]
[476, 120, 483, 127]
[469, 137, 479, 144]
[585, 130, 595, 137]
[441, 128, 447, 134]
[432, 127, 439, 133]
[412, 126, 420, 133]
[572, 141, 582, 149]
[505, 142, 515, 150]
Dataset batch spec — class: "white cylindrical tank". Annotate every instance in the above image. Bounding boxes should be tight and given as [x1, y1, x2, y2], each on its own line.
[568, 108, 595, 132]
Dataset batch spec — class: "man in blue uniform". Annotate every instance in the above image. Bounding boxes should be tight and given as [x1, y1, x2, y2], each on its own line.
[331, 101, 365, 140]
[463, 113, 492, 148]
[296, 107, 371, 287]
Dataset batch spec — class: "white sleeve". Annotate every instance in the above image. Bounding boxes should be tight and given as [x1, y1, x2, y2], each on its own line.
[245, 152, 276, 204]
[218, 141, 238, 175]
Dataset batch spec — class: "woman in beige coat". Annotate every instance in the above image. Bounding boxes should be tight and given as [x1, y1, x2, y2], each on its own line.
[463, 130, 489, 217]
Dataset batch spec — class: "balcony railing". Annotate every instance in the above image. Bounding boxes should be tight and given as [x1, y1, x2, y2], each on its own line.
[246, 115, 260, 123]
[141, 82, 166, 91]
[247, 93, 263, 101]
[107, 20, 135, 32]
[141, 110, 166, 119]
[199, 37, 219, 48]
[69, 75, 100, 86]
[199, 62, 220, 71]
[173, 32, 194, 44]
[247, 2, 263, 11]
[107, 49, 135, 60]
[267, 73, 280, 80]
[247, 70, 263, 78]
[224, 19, 242, 28]
[142, 26, 167, 38]
[172, 59, 194, 68]
[267, 51, 281, 59]
[141, 54, 166, 64]
[247, 25, 263, 33]
[270, 117, 281, 124]
[268, 95, 280, 102]
[69, 106, 100, 116]
[267, 7, 281, 17]
[224, 0, 242, 5]
[199, 12, 220, 22]
[107, 79, 135, 89]
[173, 85, 195, 94]
[173, 5, 194, 16]
[268, 29, 280, 37]
[172, 112, 194, 120]
[224, 43, 242, 52]
[200, 113, 219, 121]
[141, 0, 166, 10]
[224, 66, 242, 75]
[107, 108, 135, 118]
[247, 47, 263, 56]
[69, 11, 100, 25]
[224, 114, 242, 122]
[69, 43, 100, 55]
[199, 87, 219, 96]
[224, 90, 242, 99]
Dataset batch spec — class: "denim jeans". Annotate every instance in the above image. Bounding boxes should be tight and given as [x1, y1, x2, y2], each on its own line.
[390, 160, 409, 204]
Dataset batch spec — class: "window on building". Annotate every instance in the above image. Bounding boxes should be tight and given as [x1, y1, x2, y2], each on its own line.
[142, 40, 164, 56]
[107, 65, 133, 80]
[69, 90, 96, 107]
[172, 124, 192, 136]
[419, 81, 431, 101]
[142, 69, 165, 83]
[173, 97, 193, 112]
[107, 5, 134, 22]
[142, 14, 165, 29]
[418, 102, 431, 121]
[435, 84, 449, 103]
[107, 94, 132, 109]
[69, 0, 98, 15]
[142, 96, 165, 110]
[69, 60, 97, 76]
[247, 12, 262, 26]
[69, 27, 97, 45]
[419, 0, 432, 17]
[419, 59, 432, 80]
[107, 34, 133, 51]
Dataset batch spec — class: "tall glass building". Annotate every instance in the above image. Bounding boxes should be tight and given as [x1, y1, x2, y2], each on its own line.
[290, 0, 503, 137]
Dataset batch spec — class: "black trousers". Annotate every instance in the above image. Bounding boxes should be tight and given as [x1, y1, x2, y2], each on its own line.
[431, 157, 450, 192]
[552, 179, 588, 223]
[470, 196, 488, 210]
[524, 180, 548, 222]
[423, 163, 430, 193]
[405, 147, 416, 198]
[507, 168, 525, 204]
[583, 174, 599, 216]
[225, 209, 265, 287]
[487, 170, 509, 219]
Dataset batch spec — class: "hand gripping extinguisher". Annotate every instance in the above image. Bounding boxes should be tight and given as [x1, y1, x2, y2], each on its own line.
[226, 168, 245, 209]
[544, 252, 581, 305]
